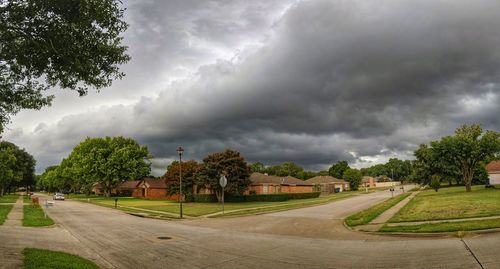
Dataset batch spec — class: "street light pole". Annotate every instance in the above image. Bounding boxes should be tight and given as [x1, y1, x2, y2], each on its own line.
[177, 146, 184, 219]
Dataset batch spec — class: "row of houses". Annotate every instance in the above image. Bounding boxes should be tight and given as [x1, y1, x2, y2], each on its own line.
[92, 172, 350, 199]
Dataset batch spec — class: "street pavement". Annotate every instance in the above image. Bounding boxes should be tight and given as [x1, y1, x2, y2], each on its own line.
[0, 187, 497, 269]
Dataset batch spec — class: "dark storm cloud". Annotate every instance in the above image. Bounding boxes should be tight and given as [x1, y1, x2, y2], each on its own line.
[5, 0, 500, 174]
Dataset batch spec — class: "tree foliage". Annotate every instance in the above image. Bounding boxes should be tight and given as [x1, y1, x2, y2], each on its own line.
[163, 160, 201, 195]
[198, 149, 251, 201]
[328, 160, 350, 179]
[0, 141, 35, 195]
[64, 136, 151, 196]
[343, 168, 362, 190]
[0, 0, 130, 132]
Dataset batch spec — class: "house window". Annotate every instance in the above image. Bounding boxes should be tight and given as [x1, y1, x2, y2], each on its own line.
[263, 184, 268, 194]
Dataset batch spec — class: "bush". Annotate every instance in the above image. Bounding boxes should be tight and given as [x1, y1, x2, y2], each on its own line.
[192, 194, 217, 203]
[430, 175, 441, 192]
[288, 192, 320, 199]
[226, 193, 289, 202]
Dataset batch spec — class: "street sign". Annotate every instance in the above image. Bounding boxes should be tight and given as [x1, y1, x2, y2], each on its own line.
[219, 175, 227, 188]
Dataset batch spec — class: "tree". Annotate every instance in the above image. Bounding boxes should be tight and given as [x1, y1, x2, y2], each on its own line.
[0, 141, 35, 194]
[163, 160, 201, 195]
[0, 0, 130, 133]
[343, 168, 362, 190]
[431, 124, 500, 192]
[249, 162, 265, 173]
[0, 147, 17, 196]
[67, 137, 151, 197]
[328, 161, 350, 179]
[430, 175, 441, 192]
[198, 149, 251, 201]
[264, 162, 304, 177]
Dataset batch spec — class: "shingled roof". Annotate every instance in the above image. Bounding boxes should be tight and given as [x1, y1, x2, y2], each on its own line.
[140, 178, 167, 189]
[305, 176, 347, 184]
[118, 180, 140, 189]
[486, 161, 500, 173]
[249, 173, 312, 185]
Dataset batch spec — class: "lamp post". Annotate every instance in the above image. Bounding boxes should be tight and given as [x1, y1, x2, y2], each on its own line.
[177, 146, 184, 219]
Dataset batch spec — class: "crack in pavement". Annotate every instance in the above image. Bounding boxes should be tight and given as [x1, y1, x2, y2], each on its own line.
[461, 238, 484, 269]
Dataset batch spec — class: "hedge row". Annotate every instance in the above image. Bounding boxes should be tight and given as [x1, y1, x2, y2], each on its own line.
[185, 192, 321, 203]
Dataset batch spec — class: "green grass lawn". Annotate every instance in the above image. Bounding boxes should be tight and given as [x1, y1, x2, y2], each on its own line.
[345, 193, 411, 227]
[77, 191, 369, 217]
[380, 218, 500, 233]
[23, 205, 55, 227]
[390, 185, 500, 222]
[23, 248, 100, 269]
[0, 205, 14, 225]
[0, 194, 19, 203]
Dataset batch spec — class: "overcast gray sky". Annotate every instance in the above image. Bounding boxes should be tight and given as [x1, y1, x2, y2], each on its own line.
[3, 0, 500, 175]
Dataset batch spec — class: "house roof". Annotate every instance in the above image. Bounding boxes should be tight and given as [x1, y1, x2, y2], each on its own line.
[486, 160, 500, 172]
[140, 178, 167, 189]
[306, 176, 347, 184]
[249, 173, 312, 185]
[118, 180, 140, 189]
[362, 176, 374, 183]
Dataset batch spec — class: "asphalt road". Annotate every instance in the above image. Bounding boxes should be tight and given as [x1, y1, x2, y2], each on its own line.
[1, 188, 498, 269]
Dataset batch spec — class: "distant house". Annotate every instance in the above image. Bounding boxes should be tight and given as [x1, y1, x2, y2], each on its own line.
[486, 160, 500, 185]
[134, 178, 172, 199]
[362, 176, 376, 188]
[248, 172, 313, 194]
[305, 176, 349, 194]
[92, 180, 141, 196]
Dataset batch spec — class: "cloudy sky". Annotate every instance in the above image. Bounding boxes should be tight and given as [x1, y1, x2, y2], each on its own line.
[4, 0, 500, 175]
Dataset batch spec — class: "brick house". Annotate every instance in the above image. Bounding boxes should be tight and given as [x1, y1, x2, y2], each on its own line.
[305, 176, 349, 194]
[486, 160, 500, 185]
[248, 172, 313, 194]
[362, 176, 376, 187]
[92, 180, 141, 196]
[133, 178, 172, 199]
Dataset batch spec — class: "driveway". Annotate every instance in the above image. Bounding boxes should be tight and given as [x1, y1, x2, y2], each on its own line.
[0, 188, 497, 269]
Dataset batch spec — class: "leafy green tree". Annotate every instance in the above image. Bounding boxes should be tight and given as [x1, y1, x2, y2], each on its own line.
[265, 162, 304, 177]
[0, 0, 130, 133]
[0, 141, 35, 194]
[163, 160, 201, 195]
[343, 168, 362, 190]
[0, 147, 17, 196]
[67, 137, 151, 197]
[249, 162, 265, 173]
[198, 149, 251, 201]
[431, 124, 500, 192]
[328, 161, 350, 179]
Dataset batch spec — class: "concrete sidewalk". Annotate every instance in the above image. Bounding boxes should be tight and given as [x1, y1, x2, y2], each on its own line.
[3, 196, 23, 227]
[370, 191, 420, 224]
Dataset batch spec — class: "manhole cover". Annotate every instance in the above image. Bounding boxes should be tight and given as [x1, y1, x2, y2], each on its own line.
[157, 236, 172, 240]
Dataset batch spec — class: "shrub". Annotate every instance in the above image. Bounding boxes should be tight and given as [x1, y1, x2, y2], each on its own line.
[226, 193, 289, 202]
[287, 192, 320, 199]
[192, 194, 217, 203]
[430, 175, 441, 192]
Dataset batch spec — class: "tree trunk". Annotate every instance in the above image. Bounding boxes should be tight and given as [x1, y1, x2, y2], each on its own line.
[0, 185, 4, 196]
[464, 167, 473, 192]
[105, 188, 111, 197]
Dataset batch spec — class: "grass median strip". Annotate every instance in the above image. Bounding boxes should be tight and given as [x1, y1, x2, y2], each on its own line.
[390, 185, 500, 222]
[74, 190, 373, 218]
[345, 193, 411, 227]
[23, 248, 100, 269]
[0, 205, 14, 225]
[23, 205, 55, 227]
[380, 218, 500, 233]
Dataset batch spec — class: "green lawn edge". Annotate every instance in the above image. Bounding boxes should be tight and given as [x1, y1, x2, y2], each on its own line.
[23, 205, 55, 227]
[345, 193, 411, 227]
[380, 218, 500, 233]
[0, 205, 14, 225]
[23, 248, 100, 269]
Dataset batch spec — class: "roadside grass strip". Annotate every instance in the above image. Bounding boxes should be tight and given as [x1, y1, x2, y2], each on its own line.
[0, 205, 14, 225]
[0, 194, 19, 203]
[23, 248, 100, 269]
[380, 218, 500, 233]
[23, 205, 55, 227]
[345, 193, 411, 227]
[76, 190, 370, 218]
[389, 185, 500, 222]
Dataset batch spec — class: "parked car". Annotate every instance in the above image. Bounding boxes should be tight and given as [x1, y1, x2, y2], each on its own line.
[53, 193, 65, 200]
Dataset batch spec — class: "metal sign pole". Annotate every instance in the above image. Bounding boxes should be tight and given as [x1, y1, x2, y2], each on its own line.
[219, 175, 227, 216]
